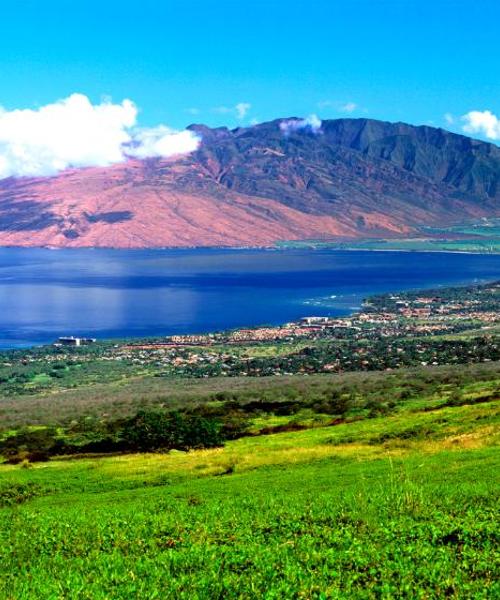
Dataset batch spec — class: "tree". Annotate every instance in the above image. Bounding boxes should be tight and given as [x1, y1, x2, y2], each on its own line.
[121, 411, 223, 452]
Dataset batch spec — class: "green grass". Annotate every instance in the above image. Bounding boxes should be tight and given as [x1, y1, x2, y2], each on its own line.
[1, 389, 498, 599]
[277, 235, 500, 253]
[277, 218, 500, 253]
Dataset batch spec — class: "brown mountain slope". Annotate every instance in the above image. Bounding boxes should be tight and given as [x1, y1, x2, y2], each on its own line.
[0, 160, 358, 247]
[0, 117, 498, 248]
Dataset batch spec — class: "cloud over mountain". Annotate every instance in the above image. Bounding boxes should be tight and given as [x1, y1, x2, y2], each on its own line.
[339, 102, 358, 113]
[0, 94, 200, 179]
[126, 126, 200, 159]
[213, 102, 252, 120]
[0, 116, 498, 248]
[462, 110, 500, 141]
[280, 114, 322, 135]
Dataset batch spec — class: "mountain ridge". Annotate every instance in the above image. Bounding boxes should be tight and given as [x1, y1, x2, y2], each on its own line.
[0, 117, 498, 248]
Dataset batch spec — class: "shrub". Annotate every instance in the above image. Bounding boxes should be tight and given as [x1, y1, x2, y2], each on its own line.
[121, 410, 223, 452]
[445, 389, 464, 407]
[220, 416, 249, 440]
[325, 393, 353, 416]
[0, 427, 58, 460]
[0, 482, 43, 506]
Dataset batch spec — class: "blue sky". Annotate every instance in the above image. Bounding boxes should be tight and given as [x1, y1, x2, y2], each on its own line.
[0, 0, 498, 136]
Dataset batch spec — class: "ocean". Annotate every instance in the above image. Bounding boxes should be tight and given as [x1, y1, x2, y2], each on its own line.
[1, 247, 500, 348]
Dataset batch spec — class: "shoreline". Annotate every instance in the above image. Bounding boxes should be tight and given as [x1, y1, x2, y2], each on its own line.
[0, 243, 498, 256]
[2, 275, 499, 353]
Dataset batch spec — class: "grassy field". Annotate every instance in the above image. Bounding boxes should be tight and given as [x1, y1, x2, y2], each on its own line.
[278, 238, 500, 253]
[277, 221, 500, 253]
[1, 370, 498, 598]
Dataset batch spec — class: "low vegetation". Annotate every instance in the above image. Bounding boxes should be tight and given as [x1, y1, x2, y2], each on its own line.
[1, 368, 498, 597]
[278, 219, 500, 253]
[1, 361, 499, 460]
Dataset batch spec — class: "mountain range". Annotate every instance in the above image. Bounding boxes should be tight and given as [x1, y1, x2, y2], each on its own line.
[0, 117, 498, 247]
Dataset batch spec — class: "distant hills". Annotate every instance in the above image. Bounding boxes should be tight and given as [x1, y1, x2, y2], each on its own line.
[0, 117, 498, 247]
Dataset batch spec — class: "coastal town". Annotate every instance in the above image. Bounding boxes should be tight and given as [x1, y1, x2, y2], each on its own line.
[1, 281, 499, 395]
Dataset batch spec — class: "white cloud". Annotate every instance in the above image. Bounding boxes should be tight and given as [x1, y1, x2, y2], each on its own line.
[213, 106, 232, 114]
[317, 100, 335, 109]
[0, 93, 201, 179]
[461, 110, 500, 141]
[280, 114, 322, 135]
[444, 112, 455, 125]
[317, 100, 359, 113]
[235, 102, 251, 119]
[127, 126, 200, 159]
[339, 102, 357, 113]
[213, 102, 252, 120]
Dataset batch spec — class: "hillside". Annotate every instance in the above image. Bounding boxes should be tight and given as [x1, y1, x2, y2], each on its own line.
[1, 362, 499, 598]
[1, 282, 499, 596]
[0, 118, 499, 247]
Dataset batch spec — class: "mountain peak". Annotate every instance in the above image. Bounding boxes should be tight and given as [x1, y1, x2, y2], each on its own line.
[0, 117, 498, 248]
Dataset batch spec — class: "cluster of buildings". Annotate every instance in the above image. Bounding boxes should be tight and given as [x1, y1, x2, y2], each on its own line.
[28, 282, 497, 379]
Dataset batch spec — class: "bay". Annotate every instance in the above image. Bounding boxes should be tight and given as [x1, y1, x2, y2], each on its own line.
[1, 247, 499, 348]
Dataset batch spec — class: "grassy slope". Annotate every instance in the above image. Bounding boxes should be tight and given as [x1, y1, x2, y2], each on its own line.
[278, 239, 500, 253]
[1, 385, 498, 599]
[277, 222, 500, 253]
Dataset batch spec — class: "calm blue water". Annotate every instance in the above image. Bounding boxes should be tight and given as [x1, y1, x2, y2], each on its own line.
[1, 247, 500, 349]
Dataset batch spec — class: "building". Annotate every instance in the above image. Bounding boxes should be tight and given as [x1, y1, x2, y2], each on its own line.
[55, 336, 96, 347]
[300, 316, 331, 325]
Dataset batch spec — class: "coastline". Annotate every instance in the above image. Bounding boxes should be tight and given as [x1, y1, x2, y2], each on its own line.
[1, 247, 499, 351]
[2, 274, 499, 353]
[0, 241, 499, 256]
